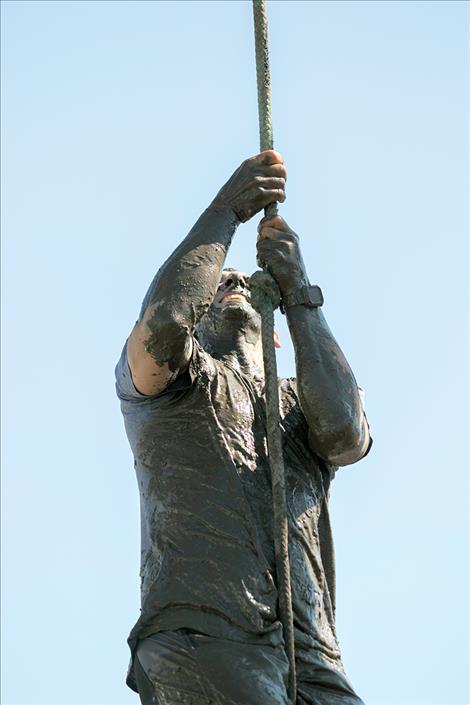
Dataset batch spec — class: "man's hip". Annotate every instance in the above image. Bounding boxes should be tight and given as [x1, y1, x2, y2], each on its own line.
[133, 628, 364, 705]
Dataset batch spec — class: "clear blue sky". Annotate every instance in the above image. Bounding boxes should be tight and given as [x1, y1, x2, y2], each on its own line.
[1, 1, 468, 704]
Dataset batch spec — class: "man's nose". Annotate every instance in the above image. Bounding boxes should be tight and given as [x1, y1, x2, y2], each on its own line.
[224, 273, 249, 290]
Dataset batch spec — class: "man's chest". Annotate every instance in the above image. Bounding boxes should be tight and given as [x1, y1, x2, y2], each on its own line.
[207, 369, 268, 474]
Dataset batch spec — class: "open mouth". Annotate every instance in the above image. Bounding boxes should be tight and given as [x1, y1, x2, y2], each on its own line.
[220, 291, 251, 306]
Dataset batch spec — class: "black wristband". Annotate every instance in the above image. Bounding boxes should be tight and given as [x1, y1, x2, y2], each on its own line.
[281, 284, 324, 314]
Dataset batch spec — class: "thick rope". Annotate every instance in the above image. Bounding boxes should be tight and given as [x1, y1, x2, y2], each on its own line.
[252, 0, 277, 219]
[251, 2, 297, 701]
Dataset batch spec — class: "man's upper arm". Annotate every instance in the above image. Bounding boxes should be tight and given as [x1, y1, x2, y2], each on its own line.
[126, 318, 193, 397]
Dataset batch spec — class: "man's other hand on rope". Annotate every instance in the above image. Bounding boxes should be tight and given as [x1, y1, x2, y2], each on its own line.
[257, 215, 308, 299]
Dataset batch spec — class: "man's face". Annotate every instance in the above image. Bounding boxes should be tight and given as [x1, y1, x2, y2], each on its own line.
[195, 269, 261, 351]
[213, 270, 252, 313]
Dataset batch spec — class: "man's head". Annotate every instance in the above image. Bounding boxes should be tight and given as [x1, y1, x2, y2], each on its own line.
[195, 268, 280, 355]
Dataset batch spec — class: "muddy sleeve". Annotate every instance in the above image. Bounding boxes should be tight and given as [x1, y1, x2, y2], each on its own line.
[357, 386, 373, 460]
[115, 339, 151, 403]
[115, 338, 215, 405]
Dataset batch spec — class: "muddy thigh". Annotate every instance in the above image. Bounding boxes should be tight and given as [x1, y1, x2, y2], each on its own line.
[134, 629, 290, 705]
[295, 651, 365, 705]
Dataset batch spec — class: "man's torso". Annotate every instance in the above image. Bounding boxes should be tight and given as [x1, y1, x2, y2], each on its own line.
[116, 339, 345, 685]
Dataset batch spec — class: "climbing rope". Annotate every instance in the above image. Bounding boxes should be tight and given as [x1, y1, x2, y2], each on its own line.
[250, 1, 297, 701]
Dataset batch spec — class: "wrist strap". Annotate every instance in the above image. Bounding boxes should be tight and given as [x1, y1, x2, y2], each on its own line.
[281, 284, 324, 314]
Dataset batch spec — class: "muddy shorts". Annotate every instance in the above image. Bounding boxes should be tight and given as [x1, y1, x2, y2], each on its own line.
[133, 629, 364, 705]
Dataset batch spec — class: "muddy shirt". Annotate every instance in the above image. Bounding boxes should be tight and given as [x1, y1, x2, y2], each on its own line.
[116, 339, 351, 692]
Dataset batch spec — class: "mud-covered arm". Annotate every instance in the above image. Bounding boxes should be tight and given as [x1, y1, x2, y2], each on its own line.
[285, 305, 370, 466]
[257, 216, 370, 466]
[127, 150, 286, 396]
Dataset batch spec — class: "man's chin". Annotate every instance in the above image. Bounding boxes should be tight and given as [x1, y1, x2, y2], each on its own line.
[197, 302, 261, 350]
[221, 300, 253, 319]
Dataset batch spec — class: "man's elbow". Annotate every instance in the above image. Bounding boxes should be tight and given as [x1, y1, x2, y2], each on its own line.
[310, 417, 371, 467]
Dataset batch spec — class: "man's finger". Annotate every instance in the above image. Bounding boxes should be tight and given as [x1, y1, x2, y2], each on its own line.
[255, 149, 284, 166]
[256, 238, 288, 260]
[259, 189, 286, 207]
[256, 163, 287, 179]
[256, 177, 286, 191]
[258, 227, 291, 243]
[257, 215, 289, 232]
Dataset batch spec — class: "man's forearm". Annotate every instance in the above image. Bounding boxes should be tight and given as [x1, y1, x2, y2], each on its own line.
[139, 205, 239, 364]
[256, 214, 369, 466]
[286, 304, 369, 465]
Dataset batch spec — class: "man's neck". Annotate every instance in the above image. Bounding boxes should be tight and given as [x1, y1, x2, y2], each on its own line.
[212, 332, 264, 380]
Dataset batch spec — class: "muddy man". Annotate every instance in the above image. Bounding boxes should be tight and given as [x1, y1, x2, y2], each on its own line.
[115, 150, 372, 705]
